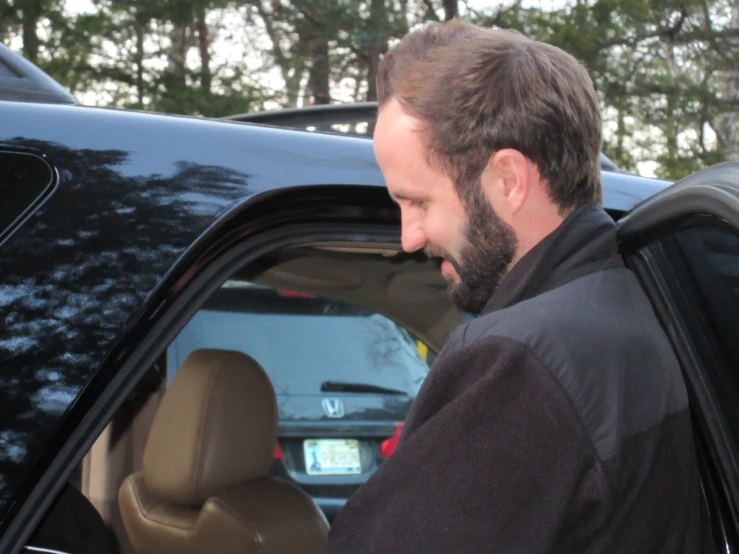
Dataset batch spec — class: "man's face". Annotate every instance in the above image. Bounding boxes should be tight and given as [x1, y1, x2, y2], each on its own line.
[374, 99, 517, 314]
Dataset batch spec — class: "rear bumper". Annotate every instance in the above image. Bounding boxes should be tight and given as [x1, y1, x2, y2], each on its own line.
[313, 497, 347, 522]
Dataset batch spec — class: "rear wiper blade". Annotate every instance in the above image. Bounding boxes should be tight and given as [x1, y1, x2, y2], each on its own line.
[320, 381, 406, 395]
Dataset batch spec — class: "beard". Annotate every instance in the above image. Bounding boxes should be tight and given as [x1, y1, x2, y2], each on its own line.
[425, 186, 518, 315]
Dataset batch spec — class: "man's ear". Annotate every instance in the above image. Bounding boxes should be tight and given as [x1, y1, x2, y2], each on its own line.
[481, 149, 531, 216]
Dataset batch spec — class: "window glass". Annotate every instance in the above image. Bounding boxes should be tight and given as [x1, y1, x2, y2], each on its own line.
[0, 151, 54, 243]
[684, 226, 739, 298]
[0, 59, 18, 78]
[674, 222, 739, 381]
[168, 281, 431, 398]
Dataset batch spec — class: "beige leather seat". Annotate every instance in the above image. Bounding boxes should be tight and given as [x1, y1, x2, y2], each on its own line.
[118, 348, 329, 554]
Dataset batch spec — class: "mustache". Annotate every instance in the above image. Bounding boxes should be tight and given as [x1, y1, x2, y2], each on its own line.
[423, 243, 448, 260]
[424, 243, 463, 274]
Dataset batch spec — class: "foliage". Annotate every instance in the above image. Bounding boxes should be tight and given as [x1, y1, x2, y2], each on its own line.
[0, 0, 737, 179]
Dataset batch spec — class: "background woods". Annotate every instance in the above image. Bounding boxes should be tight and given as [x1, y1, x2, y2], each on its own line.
[0, 0, 737, 178]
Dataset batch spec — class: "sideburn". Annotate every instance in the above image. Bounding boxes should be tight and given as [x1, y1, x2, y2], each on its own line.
[449, 183, 518, 315]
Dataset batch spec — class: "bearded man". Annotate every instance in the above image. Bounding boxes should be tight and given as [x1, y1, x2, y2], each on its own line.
[328, 20, 701, 554]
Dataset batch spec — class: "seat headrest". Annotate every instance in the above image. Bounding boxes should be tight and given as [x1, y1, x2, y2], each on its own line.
[142, 349, 277, 506]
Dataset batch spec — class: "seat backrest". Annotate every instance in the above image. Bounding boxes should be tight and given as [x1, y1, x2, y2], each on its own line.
[118, 348, 329, 554]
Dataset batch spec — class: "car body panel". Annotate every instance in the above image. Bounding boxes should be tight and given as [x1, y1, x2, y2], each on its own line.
[0, 101, 388, 529]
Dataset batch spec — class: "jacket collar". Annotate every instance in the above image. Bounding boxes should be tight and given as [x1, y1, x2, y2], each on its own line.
[481, 203, 622, 315]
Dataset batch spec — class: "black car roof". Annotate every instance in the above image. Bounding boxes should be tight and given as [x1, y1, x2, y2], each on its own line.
[223, 101, 672, 212]
[226, 101, 623, 172]
[0, 43, 670, 215]
[0, 98, 670, 215]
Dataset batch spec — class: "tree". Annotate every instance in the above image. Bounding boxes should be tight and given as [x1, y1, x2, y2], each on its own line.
[2, 0, 736, 177]
[469, 0, 739, 179]
[246, 0, 351, 106]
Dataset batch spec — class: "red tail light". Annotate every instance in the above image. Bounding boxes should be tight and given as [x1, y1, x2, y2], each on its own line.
[380, 423, 404, 458]
[274, 443, 285, 460]
[276, 289, 316, 298]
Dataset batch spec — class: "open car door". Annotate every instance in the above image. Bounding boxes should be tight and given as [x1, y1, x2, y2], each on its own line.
[617, 162, 739, 553]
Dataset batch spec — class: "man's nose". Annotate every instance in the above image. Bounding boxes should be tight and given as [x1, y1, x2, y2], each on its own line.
[400, 218, 427, 253]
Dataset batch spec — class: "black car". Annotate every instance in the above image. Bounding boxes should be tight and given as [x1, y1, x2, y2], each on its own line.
[1, 44, 738, 554]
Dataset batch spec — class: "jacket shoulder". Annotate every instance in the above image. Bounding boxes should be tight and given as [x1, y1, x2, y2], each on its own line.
[449, 267, 687, 461]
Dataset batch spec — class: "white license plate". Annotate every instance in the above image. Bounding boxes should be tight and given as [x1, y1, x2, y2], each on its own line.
[304, 439, 361, 475]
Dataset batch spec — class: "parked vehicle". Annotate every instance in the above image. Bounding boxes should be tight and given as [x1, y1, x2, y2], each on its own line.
[167, 282, 430, 521]
[1, 43, 737, 553]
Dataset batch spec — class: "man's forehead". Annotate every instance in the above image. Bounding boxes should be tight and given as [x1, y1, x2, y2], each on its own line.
[375, 118, 427, 174]
[374, 100, 420, 147]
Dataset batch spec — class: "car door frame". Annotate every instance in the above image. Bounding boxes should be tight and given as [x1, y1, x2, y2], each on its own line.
[0, 185, 403, 554]
[618, 161, 739, 552]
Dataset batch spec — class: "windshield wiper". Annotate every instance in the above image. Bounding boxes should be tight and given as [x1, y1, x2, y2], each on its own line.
[320, 381, 407, 395]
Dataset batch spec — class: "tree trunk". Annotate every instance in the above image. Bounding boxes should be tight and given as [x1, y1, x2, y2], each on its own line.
[615, 103, 625, 165]
[366, 0, 387, 102]
[0, 0, 15, 43]
[721, 5, 739, 161]
[19, 0, 42, 63]
[196, 5, 211, 94]
[134, 17, 146, 109]
[166, 23, 189, 95]
[662, 40, 679, 172]
[354, 66, 367, 102]
[442, 0, 458, 21]
[722, 81, 738, 162]
[421, 0, 439, 21]
[254, 0, 304, 107]
[307, 34, 330, 104]
[285, 60, 306, 108]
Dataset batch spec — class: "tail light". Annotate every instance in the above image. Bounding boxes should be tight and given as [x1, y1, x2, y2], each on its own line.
[276, 289, 316, 298]
[274, 443, 285, 460]
[380, 423, 404, 458]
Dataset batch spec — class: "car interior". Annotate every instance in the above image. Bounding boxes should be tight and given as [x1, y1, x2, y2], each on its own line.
[63, 240, 462, 554]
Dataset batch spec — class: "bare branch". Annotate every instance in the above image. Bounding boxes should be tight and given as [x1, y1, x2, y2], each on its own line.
[289, 3, 322, 28]
[252, 0, 288, 70]
[471, 1, 523, 29]
[421, 0, 440, 21]
[442, 0, 458, 21]
[594, 26, 739, 51]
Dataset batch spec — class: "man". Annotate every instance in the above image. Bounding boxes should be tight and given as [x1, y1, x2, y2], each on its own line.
[328, 20, 700, 553]
[28, 482, 118, 553]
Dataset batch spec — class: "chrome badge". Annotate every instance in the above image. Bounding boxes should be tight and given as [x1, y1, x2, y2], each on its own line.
[322, 398, 345, 418]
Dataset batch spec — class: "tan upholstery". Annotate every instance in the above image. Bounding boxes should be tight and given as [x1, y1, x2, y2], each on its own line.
[118, 349, 329, 554]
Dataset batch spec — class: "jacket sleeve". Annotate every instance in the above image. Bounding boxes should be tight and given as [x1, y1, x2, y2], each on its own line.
[328, 335, 611, 554]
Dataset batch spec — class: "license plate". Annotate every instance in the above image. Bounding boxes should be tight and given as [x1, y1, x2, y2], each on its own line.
[304, 439, 361, 475]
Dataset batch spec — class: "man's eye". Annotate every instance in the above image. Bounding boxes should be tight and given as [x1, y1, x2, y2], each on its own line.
[410, 199, 425, 208]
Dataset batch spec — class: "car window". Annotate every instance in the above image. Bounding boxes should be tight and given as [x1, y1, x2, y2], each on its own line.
[644, 216, 739, 459]
[673, 222, 739, 396]
[648, 217, 739, 549]
[168, 281, 432, 399]
[0, 151, 54, 244]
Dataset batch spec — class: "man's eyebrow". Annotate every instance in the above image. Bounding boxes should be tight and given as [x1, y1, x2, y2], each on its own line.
[388, 190, 423, 203]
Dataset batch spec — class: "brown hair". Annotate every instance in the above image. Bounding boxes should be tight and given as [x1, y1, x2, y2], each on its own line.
[376, 20, 603, 212]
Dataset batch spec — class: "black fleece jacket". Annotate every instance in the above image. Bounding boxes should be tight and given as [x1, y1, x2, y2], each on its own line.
[328, 204, 701, 553]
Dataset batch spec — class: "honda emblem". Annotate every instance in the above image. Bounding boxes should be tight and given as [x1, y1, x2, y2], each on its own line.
[322, 398, 345, 418]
